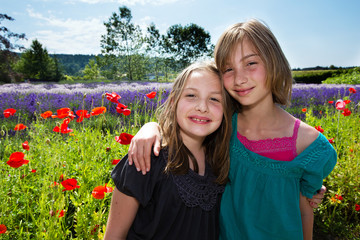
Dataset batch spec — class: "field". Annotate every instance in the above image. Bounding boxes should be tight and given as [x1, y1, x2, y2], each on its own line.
[0, 82, 359, 239]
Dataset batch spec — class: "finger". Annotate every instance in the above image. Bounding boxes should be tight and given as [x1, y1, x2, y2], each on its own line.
[318, 185, 327, 194]
[153, 136, 161, 157]
[309, 201, 318, 209]
[135, 145, 147, 175]
[128, 141, 134, 165]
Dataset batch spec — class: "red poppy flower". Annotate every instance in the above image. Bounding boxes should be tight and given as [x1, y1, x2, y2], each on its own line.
[76, 110, 91, 123]
[328, 100, 334, 104]
[349, 87, 356, 94]
[106, 92, 121, 104]
[91, 106, 106, 116]
[14, 123, 27, 131]
[50, 181, 59, 188]
[335, 194, 343, 201]
[92, 184, 113, 199]
[355, 204, 360, 211]
[53, 118, 73, 134]
[52, 108, 75, 119]
[112, 159, 121, 165]
[3, 108, 16, 118]
[61, 178, 80, 192]
[0, 224, 7, 234]
[301, 108, 307, 112]
[57, 210, 65, 218]
[335, 100, 346, 110]
[22, 141, 30, 151]
[41, 111, 53, 119]
[344, 100, 351, 104]
[59, 174, 64, 181]
[146, 91, 156, 99]
[7, 152, 29, 168]
[115, 132, 134, 145]
[31, 169, 37, 173]
[341, 108, 351, 116]
[315, 126, 324, 133]
[328, 138, 335, 144]
[116, 103, 131, 116]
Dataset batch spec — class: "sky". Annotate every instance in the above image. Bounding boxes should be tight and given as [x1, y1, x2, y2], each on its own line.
[2, 0, 360, 69]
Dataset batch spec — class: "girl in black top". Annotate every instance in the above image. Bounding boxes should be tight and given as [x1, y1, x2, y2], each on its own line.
[104, 61, 232, 240]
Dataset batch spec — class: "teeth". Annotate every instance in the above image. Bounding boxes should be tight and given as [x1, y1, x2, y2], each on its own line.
[192, 118, 208, 122]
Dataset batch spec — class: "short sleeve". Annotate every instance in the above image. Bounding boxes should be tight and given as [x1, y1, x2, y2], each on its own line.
[300, 133, 337, 199]
[111, 151, 167, 207]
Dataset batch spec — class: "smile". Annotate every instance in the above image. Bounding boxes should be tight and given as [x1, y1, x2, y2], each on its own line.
[190, 117, 211, 123]
[235, 87, 254, 96]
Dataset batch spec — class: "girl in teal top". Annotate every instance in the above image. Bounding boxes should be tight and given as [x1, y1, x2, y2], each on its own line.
[126, 19, 336, 239]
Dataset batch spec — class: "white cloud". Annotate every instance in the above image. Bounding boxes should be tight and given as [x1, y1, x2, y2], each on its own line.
[26, 7, 105, 54]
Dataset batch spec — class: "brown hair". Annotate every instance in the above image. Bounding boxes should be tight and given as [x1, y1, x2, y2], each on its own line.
[156, 61, 232, 184]
[214, 19, 293, 106]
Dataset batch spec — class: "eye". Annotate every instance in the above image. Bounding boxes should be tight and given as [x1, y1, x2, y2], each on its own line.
[247, 61, 257, 66]
[223, 68, 233, 73]
[185, 94, 195, 98]
[210, 97, 221, 102]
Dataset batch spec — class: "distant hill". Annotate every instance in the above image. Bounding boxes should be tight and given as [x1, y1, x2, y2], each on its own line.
[50, 54, 98, 76]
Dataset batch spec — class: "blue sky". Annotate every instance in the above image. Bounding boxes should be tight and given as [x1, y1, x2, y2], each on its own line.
[2, 0, 360, 68]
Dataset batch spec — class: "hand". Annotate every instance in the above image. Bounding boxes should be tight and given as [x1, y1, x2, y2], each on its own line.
[128, 122, 161, 175]
[308, 185, 326, 208]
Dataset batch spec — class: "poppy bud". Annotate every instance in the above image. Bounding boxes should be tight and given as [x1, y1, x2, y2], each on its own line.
[106, 147, 111, 152]
[83, 93, 87, 99]
[0, 130, 5, 136]
[46, 139, 51, 144]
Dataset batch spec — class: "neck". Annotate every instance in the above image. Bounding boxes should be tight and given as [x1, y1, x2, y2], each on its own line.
[181, 135, 206, 176]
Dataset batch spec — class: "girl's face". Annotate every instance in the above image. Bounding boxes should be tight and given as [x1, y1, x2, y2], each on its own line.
[176, 70, 224, 145]
[222, 38, 272, 108]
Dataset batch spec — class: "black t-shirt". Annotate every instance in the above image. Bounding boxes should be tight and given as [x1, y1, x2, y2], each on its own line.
[111, 149, 224, 240]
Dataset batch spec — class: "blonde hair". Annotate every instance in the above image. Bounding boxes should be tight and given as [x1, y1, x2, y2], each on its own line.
[214, 19, 293, 106]
[156, 61, 232, 184]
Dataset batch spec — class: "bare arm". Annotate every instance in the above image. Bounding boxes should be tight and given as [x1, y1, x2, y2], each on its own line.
[128, 122, 161, 175]
[308, 185, 326, 208]
[104, 187, 139, 240]
[300, 193, 314, 240]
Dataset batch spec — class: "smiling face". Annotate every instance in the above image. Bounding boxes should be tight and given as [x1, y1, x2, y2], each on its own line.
[176, 70, 224, 145]
[222, 38, 272, 109]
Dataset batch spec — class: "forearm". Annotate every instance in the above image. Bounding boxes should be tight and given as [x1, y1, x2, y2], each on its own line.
[300, 194, 314, 240]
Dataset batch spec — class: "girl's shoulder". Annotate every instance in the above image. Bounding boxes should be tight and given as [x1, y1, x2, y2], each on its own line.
[296, 120, 319, 155]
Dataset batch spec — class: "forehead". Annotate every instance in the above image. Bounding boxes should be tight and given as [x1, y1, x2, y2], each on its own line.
[184, 70, 221, 90]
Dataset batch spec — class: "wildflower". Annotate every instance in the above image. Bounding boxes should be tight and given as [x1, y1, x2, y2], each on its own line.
[76, 110, 91, 123]
[335, 194, 343, 201]
[115, 132, 134, 145]
[335, 100, 346, 110]
[91, 224, 100, 235]
[31, 169, 36, 173]
[59, 174, 64, 181]
[349, 87, 357, 94]
[57, 210, 65, 218]
[344, 100, 351, 104]
[0, 224, 7, 234]
[112, 159, 121, 165]
[301, 108, 307, 112]
[328, 138, 335, 144]
[328, 100, 334, 104]
[22, 141, 30, 151]
[106, 92, 121, 103]
[3, 108, 16, 118]
[116, 103, 131, 116]
[7, 152, 29, 168]
[61, 178, 80, 192]
[41, 111, 53, 119]
[14, 123, 27, 131]
[52, 108, 75, 119]
[50, 181, 59, 188]
[341, 108, 351, 116]
[53, 118, 73, 134]
[315, 126, 324, 133]
[146, 91, 157, 99]
[91, 106, 106, 116]
[355, 204, 360, 211]
[349, 148, 354, 152]
[92, 184, 113, 199]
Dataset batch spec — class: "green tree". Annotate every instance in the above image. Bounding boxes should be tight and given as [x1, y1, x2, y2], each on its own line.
[145, 23, 165, 81]
[100, 6, 144, 80]
[15, 39, 62, 81]
[83, 59, 100, 80]
[163, 23, 214, 69]
[0, 13, 26, 83]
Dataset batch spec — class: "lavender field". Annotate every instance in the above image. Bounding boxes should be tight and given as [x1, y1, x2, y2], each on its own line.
[0, 82, 359, 239]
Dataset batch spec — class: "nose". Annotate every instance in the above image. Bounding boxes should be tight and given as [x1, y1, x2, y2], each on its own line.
[234, 70, 247, 85]
[195, 99, 208, 112]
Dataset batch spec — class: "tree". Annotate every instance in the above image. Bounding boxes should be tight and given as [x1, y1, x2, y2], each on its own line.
[83, 59, 100, 80]
[15, 39, 62, 81]
[0, 13, 26, 83]
[163, 23, 214, 69]
[100, 6, 144, 80]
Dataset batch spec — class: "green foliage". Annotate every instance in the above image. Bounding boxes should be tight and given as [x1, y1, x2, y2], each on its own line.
[292, 69, 338, 84]
[83, 59, 101, 80]
[322, 67, 360, 84]
[15, 39, 63, 82]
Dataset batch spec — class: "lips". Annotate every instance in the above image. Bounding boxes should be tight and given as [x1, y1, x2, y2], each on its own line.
[189, 116, 211, 124]
[235, 87, 254, 96]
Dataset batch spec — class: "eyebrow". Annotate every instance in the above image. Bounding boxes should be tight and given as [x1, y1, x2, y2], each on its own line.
[241, 53, 259, 62]
[183, 87, 222, 94]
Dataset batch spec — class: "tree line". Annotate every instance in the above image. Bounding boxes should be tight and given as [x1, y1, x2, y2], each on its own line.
[0, 6, 214, 83]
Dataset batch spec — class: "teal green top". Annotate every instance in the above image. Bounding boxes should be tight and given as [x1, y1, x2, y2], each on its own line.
[219, 113, 337, 240]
